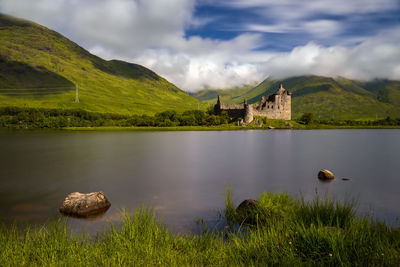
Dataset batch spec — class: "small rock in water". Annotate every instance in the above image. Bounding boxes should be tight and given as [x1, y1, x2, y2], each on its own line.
[59, 191, 111, 217]
[342, 178, 350, 181]
[236, 199, 259, 223]
[318, 169, 334, 181]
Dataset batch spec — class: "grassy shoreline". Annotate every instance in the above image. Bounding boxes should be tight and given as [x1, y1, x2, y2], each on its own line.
[62, 125, 400, 131]
[2, 106, 400, 131]
[3, 124, 400, 132]
[1, 192, 399, 266]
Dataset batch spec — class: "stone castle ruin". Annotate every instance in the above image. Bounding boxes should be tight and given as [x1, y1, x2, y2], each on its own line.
[214, 84, 291, 123]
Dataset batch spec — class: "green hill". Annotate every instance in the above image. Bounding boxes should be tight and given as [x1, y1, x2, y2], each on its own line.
[190, 82, 264, 105]
[0, 14, 199, 115]
[193, 76, 400, 120]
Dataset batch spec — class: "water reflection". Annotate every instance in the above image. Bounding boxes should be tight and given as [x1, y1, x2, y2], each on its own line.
[0, 129, 399, 234]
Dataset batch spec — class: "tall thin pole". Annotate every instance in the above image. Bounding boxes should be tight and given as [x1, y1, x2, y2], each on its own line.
[75, 84, 79, 103]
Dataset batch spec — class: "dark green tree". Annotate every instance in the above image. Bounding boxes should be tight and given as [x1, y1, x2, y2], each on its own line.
[299, 112, 314, 125]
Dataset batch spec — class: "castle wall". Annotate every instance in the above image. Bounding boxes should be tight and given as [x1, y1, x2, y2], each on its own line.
[214, 84, 291, 122]
[215, 104, 246, 118]
[252, 93, 291, 120]
[252, 106, 290, 120]
[226, 108, 246, 118]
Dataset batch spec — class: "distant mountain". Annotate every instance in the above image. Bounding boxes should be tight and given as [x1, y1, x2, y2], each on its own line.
[0, 14, 199, 114]
[192, 76, 400, 120]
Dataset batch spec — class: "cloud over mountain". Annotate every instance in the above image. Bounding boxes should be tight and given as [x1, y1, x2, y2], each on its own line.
[1, 0, 399, 91]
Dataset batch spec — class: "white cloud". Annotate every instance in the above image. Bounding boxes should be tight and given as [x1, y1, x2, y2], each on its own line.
[245, 19, 341, 38]
[256, 27, 400, 81]
[224, 0, 398, 38]
[0, 0, 72, 29]
[132, 26, 400, 91]
[134, 34, 264, 91]
[303, 20, 341, 38]
[245, 23, 293, 33]
[0, 0, 196, 57]
[1, 0, 400, 92]
[223, 0, 398, 16]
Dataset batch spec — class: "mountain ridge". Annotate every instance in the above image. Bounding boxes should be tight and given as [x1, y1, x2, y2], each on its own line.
[193, 75, 400, 120]
[0, 14, 199, 115]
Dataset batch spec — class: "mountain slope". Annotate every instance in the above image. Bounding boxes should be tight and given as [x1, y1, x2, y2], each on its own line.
[0, 14, 198, 114]
[193, 76, 400, 120]
[189, 83, 258, 104]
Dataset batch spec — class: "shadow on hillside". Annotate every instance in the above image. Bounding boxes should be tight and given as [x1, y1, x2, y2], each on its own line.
[0, 56, 74, 97]
[0, 14, 33, 28]
[248, 82, 282, 104]
[248, 77, 334, 103]
[291, 84, 332, 97]
[91, 57, 160, 81]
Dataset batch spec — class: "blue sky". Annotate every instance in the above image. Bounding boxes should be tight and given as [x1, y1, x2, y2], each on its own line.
[188, 1, 400, 50]
[1, 0, 400, 91]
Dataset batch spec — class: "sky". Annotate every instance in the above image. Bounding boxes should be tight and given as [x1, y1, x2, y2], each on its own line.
[1, 0, 400, 92]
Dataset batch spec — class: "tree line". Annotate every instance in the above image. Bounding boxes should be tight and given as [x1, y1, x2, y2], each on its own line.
[298, 112, 400, 126]
[1, 107, 399, 129]
[0, 107, 231, 128]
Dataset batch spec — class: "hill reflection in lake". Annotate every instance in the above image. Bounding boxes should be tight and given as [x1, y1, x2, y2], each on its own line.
[0, 129, 399, 234]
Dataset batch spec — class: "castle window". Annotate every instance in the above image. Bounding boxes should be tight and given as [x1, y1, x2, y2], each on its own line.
[278, 106, 280, 109]
[271, 105, 274, 109]
[267, 105, 269, 109]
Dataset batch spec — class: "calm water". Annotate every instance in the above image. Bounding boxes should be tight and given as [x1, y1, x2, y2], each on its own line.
[0, 129, 399, 233]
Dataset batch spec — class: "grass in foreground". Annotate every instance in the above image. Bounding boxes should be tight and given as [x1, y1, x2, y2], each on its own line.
[1, 193, 399, 266]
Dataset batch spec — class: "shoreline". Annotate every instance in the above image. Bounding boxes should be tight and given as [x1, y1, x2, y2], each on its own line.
[1, 191, 399, 265]
[63, 125, 400, 131]
[2, 124, 400, 132]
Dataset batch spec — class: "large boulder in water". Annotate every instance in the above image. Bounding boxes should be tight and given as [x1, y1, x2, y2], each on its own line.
[318, 169, 334, 181]
[59, 192, 111, 217]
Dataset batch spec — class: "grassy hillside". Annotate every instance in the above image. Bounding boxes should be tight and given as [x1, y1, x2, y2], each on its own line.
[193, 76, 400, 120]
[359, 79, 400, 106]
[0, 14, 199, 115]
[190, 83, 258, 105]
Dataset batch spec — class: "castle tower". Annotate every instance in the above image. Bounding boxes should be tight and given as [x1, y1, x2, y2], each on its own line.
[283, 90, 291, 120]
[244, 99, 254, 123]
[214, 95, 222, 115]
[258, 96, 265, 110]
[214, 84, 291, 122]
[277, 83, 285, 94]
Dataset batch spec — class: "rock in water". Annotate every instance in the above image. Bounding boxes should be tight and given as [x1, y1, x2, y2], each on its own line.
[318, 169, 334, 181]
[237, 199, 258, 212]
[236, 199, 259, 224]
[59, 192, 111, 217]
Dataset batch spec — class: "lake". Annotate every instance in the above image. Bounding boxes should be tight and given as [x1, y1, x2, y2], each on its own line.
[0, 129, 399, 234]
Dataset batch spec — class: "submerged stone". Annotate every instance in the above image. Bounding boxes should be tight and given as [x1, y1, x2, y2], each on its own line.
[59, 191, 111, 217]
[318, 169, 335, 181]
